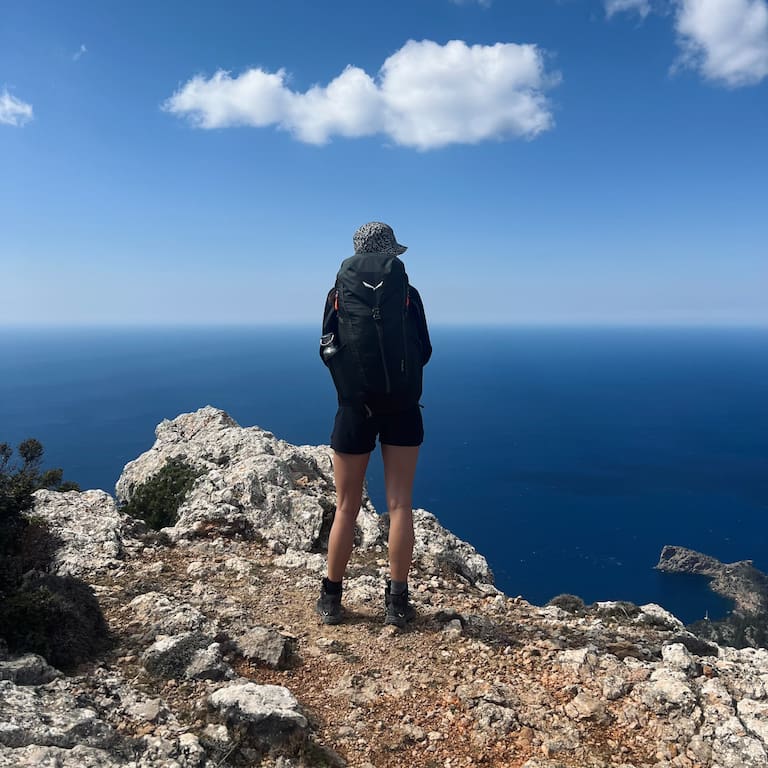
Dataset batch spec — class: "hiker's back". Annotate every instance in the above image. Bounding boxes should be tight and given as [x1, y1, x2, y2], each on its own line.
[320, 221, 431, 414]
[323, 253, 425, 412]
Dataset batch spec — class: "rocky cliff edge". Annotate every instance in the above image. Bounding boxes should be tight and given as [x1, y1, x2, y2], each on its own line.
[2, 406, 768, 768]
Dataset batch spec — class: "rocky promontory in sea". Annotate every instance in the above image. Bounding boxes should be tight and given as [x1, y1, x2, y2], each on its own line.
[3, 406, 768, 768]
[657, 544, 768, 650]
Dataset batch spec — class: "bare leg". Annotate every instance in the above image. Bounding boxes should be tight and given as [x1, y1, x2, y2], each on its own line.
[381, 444, 419, 582]
[326, 451, 371, 582]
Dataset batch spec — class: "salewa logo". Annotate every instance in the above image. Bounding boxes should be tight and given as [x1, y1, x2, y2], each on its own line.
[362, 281, 383, 291]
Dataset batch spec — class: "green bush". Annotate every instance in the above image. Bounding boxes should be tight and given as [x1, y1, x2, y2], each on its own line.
[122, 457, 201, 530]
[0, 439, 79, 597]
[592, 600, 641, 621]
[0, 573, 110, 670]
[0, 439, 107, 669]
[548, 593, 587, 615]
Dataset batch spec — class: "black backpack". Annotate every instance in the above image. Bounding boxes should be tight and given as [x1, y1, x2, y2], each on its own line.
[327, 253, 424, 412]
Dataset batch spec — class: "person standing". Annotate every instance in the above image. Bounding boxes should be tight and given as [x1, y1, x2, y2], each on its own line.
[317, 222, 432, 628]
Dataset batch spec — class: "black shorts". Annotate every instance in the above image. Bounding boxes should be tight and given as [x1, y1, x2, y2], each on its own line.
[331, 404, 424, 454]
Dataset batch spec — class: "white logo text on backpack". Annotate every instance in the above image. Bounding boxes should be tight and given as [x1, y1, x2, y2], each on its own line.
[362, 281, 384, 291]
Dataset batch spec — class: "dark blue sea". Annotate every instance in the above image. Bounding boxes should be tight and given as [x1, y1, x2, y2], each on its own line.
[2, 326, 767, 624]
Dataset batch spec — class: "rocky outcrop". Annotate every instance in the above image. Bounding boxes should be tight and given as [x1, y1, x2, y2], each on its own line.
[4, 407, 768, 768]
[30, 489, 140, 578]
[0, 653, 61, 685]
[141, 633, 220, 680]
[207, 683, 308, 751]
[656, 545, 768, 650]
[233, 627, 295, 670]
[656, 545, 768, 615]
[0, 666, 209, 768]
[393, 507, 492, 585]
[115, 406, 381, 553]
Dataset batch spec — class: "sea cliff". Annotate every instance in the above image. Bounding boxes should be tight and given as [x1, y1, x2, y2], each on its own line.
[656, 544, 768, 650]
[2, 406, 768, 768]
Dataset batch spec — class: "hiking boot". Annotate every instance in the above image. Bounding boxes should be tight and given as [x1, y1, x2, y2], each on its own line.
[384, 581, 416, 628]
[316, 585, 343, 625]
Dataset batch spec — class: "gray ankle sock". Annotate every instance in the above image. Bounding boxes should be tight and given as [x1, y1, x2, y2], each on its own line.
[390, 580, 408, 596]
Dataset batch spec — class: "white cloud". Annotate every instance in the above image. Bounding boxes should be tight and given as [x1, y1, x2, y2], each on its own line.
[605, 0, 653, 18]
[163, 39, 559, 149]
[0, 89, 33, 126]
[73, 44, 87, 61]
[674, 0, 768, 86]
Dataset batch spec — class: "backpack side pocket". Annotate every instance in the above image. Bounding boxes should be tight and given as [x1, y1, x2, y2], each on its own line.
[320, 332, 337, 366]
[321, 335, 359, 402]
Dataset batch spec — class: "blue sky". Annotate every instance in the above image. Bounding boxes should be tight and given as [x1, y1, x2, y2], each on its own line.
[1, 0, 766, 325]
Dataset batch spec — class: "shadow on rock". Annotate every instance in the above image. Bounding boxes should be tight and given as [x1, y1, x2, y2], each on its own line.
[0, 570, 112, 672]
[0, 518, 112, 673]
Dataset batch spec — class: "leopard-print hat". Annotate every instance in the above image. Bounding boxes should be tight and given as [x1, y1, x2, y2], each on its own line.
[353, 222, 407, 256]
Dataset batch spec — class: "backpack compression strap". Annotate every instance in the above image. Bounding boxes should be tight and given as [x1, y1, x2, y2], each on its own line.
[334, 287, 409, 313]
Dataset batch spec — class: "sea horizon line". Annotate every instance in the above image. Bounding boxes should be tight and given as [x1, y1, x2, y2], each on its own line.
[1, 322, 767, 332]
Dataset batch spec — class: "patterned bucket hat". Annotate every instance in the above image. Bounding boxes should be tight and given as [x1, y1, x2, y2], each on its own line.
[353, 222, 407, 256]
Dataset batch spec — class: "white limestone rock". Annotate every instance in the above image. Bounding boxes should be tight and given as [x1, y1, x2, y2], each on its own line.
[0, 656, 211, 767]
[556, 647, 599, 677]
[185, 643, 231, 681]
[126, 698, 166, 724]
[538, 605, 570, 621]
[141, 632, 215, 680]
[738, 698, 768, 744]
[29, 489, 138, 578]
[712, 719, 768, 767]
[713, 646, 768, 700]
[1, 737, 210, 768]
[602, 674, 633, 701]
[207, 682, 308, 749]
[637, 603, 685, 632]
[0, 679, 115, 750]
[128, 592, 216, 641]
[406, 508, 493, 585]
[344, 574, 386, 606]
[521, 761, 574, 768]
[116, 406, 382, 552]
[233, 627, 294, 670]
[0, 744, 123, 767]
[199, 723, 231, 752]
[273, 551, 326, 573]
[635, 668, 697, 715]
[0, 654, 61, 686]
[222, 555, 253, 579]
[661, 642, 700, 677]
[138, 733, 209, 768]
[564, 691, 611, 724]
